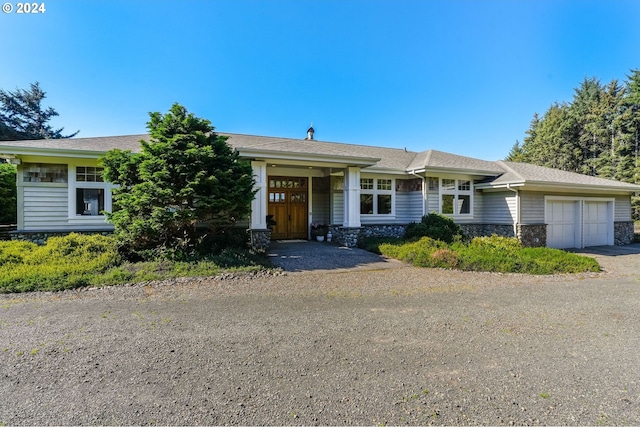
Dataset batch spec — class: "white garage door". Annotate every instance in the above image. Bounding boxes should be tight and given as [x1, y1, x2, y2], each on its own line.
[583, 201, 610, 247]
[546, 200, 578, 249]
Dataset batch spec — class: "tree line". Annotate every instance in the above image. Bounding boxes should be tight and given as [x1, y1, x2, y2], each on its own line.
[507, 70, 640, 187]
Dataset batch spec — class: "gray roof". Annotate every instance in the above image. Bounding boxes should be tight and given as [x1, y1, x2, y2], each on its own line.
[407, 149, 504, 174]
[0, 134, 145, 153]
[484, 161, 640, 191]
[223, 133, 417, 170]
[1, 132, 639, 192]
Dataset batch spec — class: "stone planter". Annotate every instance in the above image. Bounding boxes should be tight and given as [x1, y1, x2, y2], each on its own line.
[316, 235, 325, 242]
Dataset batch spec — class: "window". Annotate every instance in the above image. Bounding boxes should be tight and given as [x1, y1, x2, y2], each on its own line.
[76, 188, 105, 215]
[377, 179, 392, 191]
[360, 177, 394, 215]
[360, 178, 374, 190]
[71, 165, 112, 218]
[360, 194, 373, 214]
[440, 178, 472, 216]
[378, 194, 392, 214]
[76, 166, 103, 182]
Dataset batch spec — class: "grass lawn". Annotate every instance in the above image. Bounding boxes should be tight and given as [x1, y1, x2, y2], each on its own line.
[362, 235, 600, 275]
[0, 233, 272, 293]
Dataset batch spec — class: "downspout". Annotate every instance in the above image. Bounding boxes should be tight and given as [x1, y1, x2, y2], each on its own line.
[506, 183, 520, 238]
[410, 170, 427, 217]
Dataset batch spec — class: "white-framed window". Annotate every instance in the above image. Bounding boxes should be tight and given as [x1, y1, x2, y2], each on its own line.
[440, 178, 472, 216]
[68, 165, 114, 219]
[360, 177, 394, 215]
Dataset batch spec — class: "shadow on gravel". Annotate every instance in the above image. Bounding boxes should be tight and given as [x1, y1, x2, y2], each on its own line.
[268, 240, 405, 272]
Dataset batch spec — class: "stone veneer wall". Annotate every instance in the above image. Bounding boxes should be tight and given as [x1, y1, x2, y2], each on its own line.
[458, 224, 515, 240]
[328, 226, 361, 247]
[614, 221, 634, 245]
[328, 224, 407, 247]
[249, 229, 271, 253]
[517, 224, 546, 248]
[299, 221, 634, 249]
[11, 230, 112, 245]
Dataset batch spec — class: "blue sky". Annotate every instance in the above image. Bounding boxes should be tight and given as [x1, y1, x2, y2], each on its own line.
[1, 0, 639, 160]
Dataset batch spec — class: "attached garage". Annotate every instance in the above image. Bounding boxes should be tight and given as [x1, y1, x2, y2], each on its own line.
[545, 197, 614, 249]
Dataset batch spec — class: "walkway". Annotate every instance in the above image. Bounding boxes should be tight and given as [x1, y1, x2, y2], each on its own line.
[267, 240, 405, 272]
[269, 241, 640, 274]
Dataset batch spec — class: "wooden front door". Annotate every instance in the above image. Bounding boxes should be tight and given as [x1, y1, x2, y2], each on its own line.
[268, 176, 308, 240]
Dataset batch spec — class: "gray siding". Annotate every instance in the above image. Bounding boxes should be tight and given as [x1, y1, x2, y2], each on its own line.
[332, 191, 344, 225]
[473, 191, 483, 221]
[614, 196, 632, 221]
[395, 191, 423, 223]
[427, 188, 439, 213]
[520, 191, 545, 223]
[312, 192, 330, 225]
[23, 186, 68, 230]
[478, 191, 515, 224]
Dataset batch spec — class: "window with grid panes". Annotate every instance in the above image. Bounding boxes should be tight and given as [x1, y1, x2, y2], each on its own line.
[440, 178, 472, 216]
[360, 177, 394, 215]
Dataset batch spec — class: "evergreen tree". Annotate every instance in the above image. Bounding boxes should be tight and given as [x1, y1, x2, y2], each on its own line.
[0, 82, 78, 140]
[102, 103, 256, 258]
[508, 70, 640, 219]
[0, 162, 17, 224]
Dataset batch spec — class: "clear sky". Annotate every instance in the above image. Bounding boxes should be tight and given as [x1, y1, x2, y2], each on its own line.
[1, 0, 639, 160]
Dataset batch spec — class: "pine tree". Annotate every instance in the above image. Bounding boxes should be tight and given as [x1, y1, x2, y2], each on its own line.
[102, 103, 256, 258]
[0, 82, 78, 140]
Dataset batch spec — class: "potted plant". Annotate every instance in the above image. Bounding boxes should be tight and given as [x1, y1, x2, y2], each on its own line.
[311, 223, 326, 241]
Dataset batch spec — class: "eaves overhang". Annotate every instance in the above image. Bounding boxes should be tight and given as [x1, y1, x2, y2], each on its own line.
[0, 145, 106, 159]
[409, 167, 503, 177]
[476, 180, 640, 194]
[235, 147, 381, 168]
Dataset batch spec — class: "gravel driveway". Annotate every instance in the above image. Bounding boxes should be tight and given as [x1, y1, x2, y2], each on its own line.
[1, 244, 640, 425]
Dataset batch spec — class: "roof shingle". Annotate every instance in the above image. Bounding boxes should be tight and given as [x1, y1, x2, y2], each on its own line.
[1, 132, 639, 192]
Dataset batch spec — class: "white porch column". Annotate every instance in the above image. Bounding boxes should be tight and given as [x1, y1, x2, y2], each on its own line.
[343, 167, 361, 228]
[250, 161, 268, 229]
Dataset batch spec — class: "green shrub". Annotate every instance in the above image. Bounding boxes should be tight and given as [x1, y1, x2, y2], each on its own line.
[358, 237, 403, 254]
[429, 248, 460, 268]
[469, 235, 522, 252]
[379, 236, 446, 264]
[0, 233, 272, 293]
[0, 234, 121, 293]
[376, 234, 600, 274]
[404, 213, 462, 243]
[0, 240, 38, 266]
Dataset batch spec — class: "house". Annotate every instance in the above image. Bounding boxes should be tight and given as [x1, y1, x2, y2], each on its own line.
[1, 131, 639, 249]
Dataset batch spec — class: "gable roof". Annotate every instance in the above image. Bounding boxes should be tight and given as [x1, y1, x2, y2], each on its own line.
[223, 133, 415, 170]
[476, 161, 640, 192]
[1, 132, 640, 193]
[0, 134, 145, 157]
[407, 149, 504, 175]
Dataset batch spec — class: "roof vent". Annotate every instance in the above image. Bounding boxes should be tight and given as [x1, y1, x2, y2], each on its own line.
[305, 123, 314, 140]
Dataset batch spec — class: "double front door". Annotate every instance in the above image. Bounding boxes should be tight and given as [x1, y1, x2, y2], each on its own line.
[268, 176, 308, 240]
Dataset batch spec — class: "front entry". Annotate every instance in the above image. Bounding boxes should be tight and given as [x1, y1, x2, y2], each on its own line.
[268, 176, 308, 240]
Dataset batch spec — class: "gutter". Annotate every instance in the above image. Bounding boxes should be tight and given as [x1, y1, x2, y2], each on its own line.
[506, 183, 520, 237]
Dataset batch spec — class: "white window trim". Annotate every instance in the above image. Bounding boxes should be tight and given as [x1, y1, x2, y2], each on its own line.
[439, 178, 473, 217]
[360, 177, 395, 217]
[67, 164, 115, 223]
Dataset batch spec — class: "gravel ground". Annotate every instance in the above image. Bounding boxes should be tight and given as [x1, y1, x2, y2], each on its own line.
[1, 245, 640, 425]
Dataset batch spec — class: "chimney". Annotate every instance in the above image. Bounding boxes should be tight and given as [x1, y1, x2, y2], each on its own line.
[305, 123, 315, 140]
